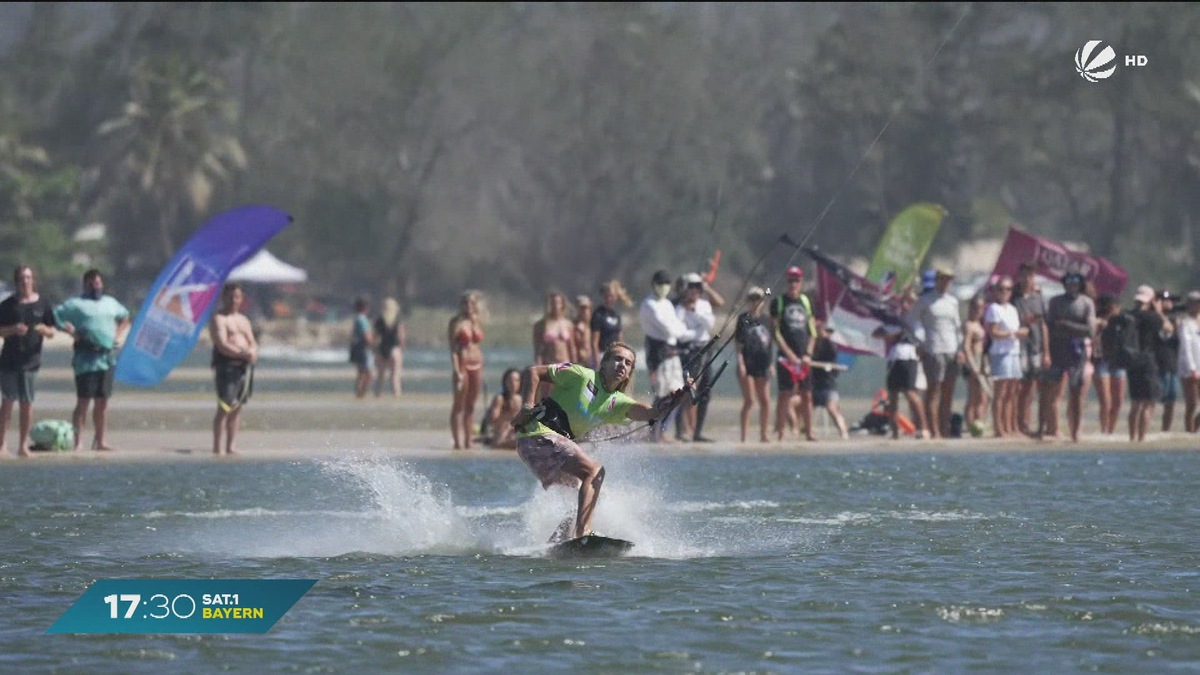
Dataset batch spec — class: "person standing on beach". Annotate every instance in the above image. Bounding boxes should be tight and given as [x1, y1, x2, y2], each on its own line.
[1044, 273, 1096, 442]
[210, 283, 258, 456]
[449, 291, 485, 449]
[771, 266, 817, 442]
[1178, 291, 1200, 433]
[0, 266, 56, 458]
[374, 298, 405, 397]
[350, 298, 376, 399]
[1013, 263, 1050, 437]
[983, 276, 1027, 438]
[639, 270, 697, 443]
[591, 280, 631, 358]
[1128, 285, 1171, 442]
[912, 268, 963, 439]
[736, 286, 773, 443]
[52, 269, 130, 452]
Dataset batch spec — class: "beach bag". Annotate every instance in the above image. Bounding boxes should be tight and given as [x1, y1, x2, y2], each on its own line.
[30, 419, 75, 452]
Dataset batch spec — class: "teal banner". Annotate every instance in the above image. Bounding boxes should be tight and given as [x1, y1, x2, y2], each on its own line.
[47, 579, 316, 634]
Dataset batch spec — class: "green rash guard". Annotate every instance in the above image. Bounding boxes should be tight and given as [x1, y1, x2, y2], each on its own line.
[519, 363, 637, 439]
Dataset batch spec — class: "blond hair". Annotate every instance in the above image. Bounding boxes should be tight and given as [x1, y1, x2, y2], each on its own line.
[381, 297, 400, 327]
[601, 341, 637, 393]
[600, 280, 632, 308]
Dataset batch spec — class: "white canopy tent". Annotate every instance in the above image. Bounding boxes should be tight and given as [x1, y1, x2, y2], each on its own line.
[227, 249, 308, 284]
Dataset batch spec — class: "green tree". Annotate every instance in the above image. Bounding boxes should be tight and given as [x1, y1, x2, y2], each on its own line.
[96, 54, 246, 271]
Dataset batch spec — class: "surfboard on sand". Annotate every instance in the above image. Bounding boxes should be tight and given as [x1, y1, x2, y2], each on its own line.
[548, 535, 635, 560]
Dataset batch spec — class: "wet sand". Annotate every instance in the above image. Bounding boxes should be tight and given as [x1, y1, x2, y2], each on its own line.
[4, 392, 1197, 464]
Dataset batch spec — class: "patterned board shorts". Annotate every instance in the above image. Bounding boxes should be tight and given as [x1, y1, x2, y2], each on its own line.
[517, 433, 585, 489]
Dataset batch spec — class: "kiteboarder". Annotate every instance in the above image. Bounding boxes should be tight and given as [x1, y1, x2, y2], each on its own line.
[512, 342, 693, 540]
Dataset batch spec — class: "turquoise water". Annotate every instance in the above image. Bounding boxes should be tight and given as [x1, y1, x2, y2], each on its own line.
[5, 449, 1200, 673]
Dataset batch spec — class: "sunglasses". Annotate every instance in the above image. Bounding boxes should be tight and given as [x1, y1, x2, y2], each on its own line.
[997, 286, 1013, 291]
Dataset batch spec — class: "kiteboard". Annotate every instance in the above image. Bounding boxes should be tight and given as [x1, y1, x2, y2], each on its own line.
[547, 534, 635, 560]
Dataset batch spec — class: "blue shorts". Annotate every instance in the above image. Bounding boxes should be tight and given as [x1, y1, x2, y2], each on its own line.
[989, 351, 1023, 381]
[1095, 361, 1127, 379]
[1161, 371, 1180, 403]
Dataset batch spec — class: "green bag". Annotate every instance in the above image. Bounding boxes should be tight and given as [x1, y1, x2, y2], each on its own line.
[30, 420, 75, 452]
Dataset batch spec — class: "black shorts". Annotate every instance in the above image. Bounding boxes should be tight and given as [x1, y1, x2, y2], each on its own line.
[743, 355, 771, 379]
[75, 370, 114, 399]
[215, 363, 254, 410]
[887, 360, 919, 392]
[777, 359, 811, 392]
[1127, 358, 1161, 403]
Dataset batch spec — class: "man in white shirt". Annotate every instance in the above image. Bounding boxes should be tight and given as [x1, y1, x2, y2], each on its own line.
[676, 272, 724, 442]
[639, 269, 698, 442]
[911, 269, 964, 438]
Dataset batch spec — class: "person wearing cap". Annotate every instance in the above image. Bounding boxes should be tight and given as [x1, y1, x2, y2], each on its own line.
[1127, 284, 1171, 442]
[638, 269, 699, 443]
[675, 272, 721, 442]
[1044, 272, 1096, 442]
[910, 267, 963, 439]
[810, 322, 849, 439]
[984, 275, 1028, 438]
[735, 286, 774, 443]
[1154, 290, 1182, 432]
[1014, 262, 1051, 437]
[770, 266, 817, 442]
[1178, 290, 1200, 433]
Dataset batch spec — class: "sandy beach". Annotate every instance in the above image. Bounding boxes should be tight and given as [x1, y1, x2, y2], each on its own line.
[5, 390, 1198, 464]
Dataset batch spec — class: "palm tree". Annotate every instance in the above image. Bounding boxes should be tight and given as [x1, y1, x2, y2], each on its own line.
[98, 55, 247, 264]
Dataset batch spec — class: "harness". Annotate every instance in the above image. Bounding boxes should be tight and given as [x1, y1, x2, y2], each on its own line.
[518, 397, 576, 439]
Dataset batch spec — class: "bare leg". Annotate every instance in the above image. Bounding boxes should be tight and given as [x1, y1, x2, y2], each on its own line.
[225, 406, 242, 454]
[213, 408, 228, 455]
[1139, 403, 1154, 442]
[1163, 401, 1175, 433]
[738, 371, 753, 443]
[0, 398, 12, 456]
[905, 390, 928, 437]
[560, 449, 605, 538]
[1099, 372, 1113, 429]
[73, 398, 89, 452]
[1128, 402, 1140, 442]
[1044, 375, 1065, 439]
[939, 373, 957, 438]
[798, 390, 815, 441]
[374, 357, 387, 397]
[775, 390, 794, 441]
[392, 348, 403, 396]
[1067, 380, 1087, 442]
[462, 369, 482, 449]
[1018, 379, 1035, 436]
[992, 381, 1005, 437]
[93, 398, 113, 450]
[450, 374, 463, 449]
[887, 390, 900, 439]
[923, 378, 941, 439]
[1185, 378, 1200, 433]
[1109, 376, 1126, 436]
[827, 399, 849, 439]
[755, 378, 771, 443]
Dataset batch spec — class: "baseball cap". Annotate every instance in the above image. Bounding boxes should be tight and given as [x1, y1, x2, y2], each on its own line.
[1187, 290, 1200, 304]
[682, 272, 703, 286]
[1158, 289, 1176, 301]
[747, 286, 765, 299]
[1134, 284, 1155, 303]
[652, 270, 672, 285]
[921, 269, 936, 290]
[785, 266, 804, 279]
[935, 267, 955, 280]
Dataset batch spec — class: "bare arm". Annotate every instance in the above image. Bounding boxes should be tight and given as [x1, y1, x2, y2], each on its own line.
[703, 283, 725, 309]
[532, 321, 544, 365]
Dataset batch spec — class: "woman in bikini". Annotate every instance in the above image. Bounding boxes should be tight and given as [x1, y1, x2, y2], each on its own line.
[573, 295, 596, 369]
[963, 294, 991, 432]
[449, 291, 485, 449]
[533, 291, 576, 366]
[482, 368, 523, 449]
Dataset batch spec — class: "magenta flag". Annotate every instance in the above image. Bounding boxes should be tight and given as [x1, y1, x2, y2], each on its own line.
[990, 226, 1128, 297]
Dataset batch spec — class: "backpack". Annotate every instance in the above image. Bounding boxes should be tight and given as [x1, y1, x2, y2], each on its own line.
[30, 420, 75, 452]
[1103, 312, 1140, 369]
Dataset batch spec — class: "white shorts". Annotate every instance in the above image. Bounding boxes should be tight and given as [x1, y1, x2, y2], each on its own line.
[990, 350, 1023, 380]
[653, 356, 684, 398]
